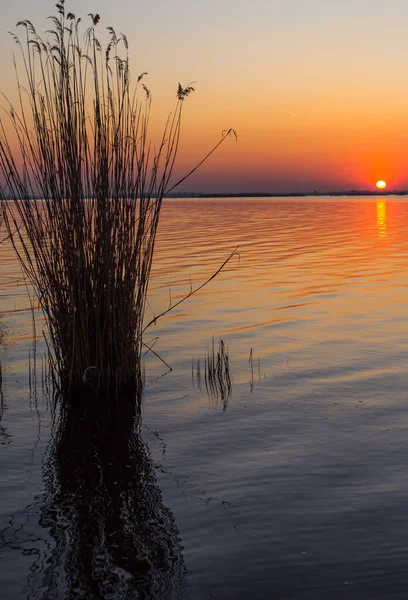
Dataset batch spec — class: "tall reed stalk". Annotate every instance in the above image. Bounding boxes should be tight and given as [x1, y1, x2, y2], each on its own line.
[0, 2, 233, 401]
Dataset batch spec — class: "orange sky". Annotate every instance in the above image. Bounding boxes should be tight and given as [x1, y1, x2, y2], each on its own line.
[1, 0, 408, 193]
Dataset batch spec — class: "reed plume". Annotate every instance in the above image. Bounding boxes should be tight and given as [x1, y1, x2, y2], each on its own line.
[0, 2, 234, 402]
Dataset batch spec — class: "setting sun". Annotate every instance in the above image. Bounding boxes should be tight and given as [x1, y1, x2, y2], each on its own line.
[376, 180, 387, 190]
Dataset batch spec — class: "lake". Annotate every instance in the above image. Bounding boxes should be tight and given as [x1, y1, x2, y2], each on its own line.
[2, 197, 408, 599]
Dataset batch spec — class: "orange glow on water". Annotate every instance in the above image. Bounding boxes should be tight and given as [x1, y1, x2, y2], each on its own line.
[376, 200, 387, 239]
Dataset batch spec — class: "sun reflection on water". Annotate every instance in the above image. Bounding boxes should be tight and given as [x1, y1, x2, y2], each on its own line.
[376, 199, 387, 239]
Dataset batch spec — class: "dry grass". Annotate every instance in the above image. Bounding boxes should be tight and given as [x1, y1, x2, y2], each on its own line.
[204, 338, 232, 410]
[0, 2, 235, 402]
[0, 317, 4, 395]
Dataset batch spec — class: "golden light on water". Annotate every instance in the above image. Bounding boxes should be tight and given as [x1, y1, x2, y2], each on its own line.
[376, 180, 387, 190]
[376, 199, 387, 239]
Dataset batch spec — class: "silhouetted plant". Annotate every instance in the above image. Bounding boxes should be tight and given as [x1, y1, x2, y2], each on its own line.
[0, 1, 235, 401]
[204, 338, 232, 410]
[0, 318, 4, 395]
[0, 325, 10, 445]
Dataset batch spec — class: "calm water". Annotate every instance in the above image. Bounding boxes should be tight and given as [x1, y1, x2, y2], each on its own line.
[2, 197, 408, 598]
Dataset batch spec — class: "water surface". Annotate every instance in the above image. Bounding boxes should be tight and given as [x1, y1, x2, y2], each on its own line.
[2, 197, 408, 599]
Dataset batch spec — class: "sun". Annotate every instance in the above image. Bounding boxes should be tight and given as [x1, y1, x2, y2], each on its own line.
[376, 180, 387, 190]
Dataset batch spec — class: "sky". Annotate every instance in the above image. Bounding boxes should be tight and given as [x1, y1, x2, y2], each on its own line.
[1, 0, 408, 193]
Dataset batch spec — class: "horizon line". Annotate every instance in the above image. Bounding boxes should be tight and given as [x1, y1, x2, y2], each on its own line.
[166, 189, 408, 198]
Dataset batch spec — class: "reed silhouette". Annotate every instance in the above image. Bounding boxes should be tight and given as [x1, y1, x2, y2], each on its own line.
[203, 338, 232, 410]
[0, 320, 4, 400]
[0, 1, 236, 401]
[0, 372, 8, 447]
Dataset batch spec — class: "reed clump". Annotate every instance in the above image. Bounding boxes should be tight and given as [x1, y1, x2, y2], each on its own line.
[0, 318, 4, 395]
[204, 338, 232, 409]
[0, 2, 234, 402]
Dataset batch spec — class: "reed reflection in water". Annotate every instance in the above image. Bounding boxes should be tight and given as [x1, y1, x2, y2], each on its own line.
[7, 394, 185, 600]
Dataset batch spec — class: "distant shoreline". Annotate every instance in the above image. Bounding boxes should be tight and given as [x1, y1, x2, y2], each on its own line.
[2, 190, 406, 200]
[166, 190, 408, 198]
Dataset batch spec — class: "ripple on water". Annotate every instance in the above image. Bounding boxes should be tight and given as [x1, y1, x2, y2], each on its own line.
[2, 198, 408, 598]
